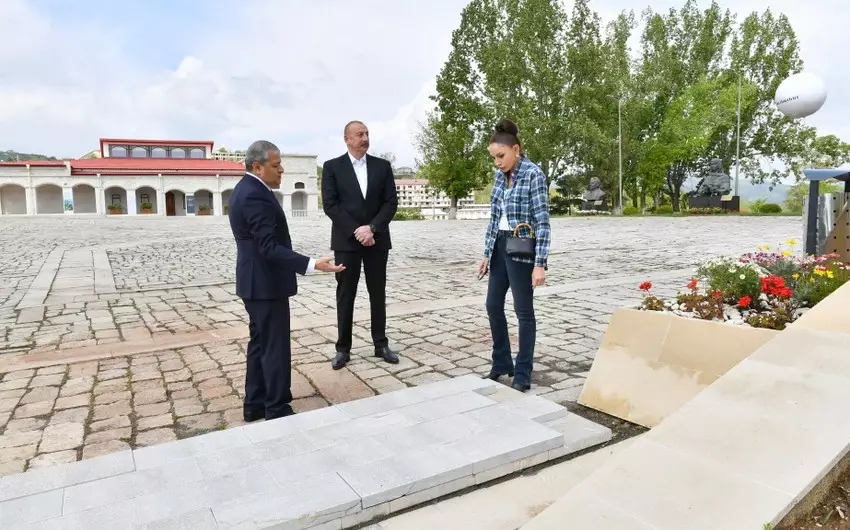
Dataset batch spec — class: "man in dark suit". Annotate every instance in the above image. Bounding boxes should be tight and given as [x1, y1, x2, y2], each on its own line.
[228, 140, 344, 421]
[321, 121, 399, 370]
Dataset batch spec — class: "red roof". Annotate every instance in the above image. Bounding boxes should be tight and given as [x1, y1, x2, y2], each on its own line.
[70, 158, 244, 176]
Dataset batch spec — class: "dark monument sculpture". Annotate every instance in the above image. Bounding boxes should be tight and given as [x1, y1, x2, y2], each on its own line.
[581, 177, 608, 211]
[688, 158, 740, 211]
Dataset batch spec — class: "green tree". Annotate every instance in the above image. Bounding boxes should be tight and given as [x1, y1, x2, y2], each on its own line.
[638, 77, 740, 211]
[715, 9, 805, 184]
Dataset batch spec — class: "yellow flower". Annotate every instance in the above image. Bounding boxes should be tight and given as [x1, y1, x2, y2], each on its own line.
[781, 250, 792, 257]
[792, 273, 800, 280]
[828, 270, 835, 279]
[786, 238, 798, 247]
[809, 277, 815, 282]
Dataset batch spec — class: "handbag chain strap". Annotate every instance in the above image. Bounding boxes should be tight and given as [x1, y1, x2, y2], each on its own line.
[511, 222, 535, 238]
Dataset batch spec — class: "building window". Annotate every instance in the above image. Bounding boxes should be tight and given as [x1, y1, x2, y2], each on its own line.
[189, 148, 205, 159]
[111, 194, 121, 205]
[171, 148, 186, 159]
[131, 147, 147, 158]
[110, 146, 127, 157]
[140, 193, 150, 203]
[294, 182, 305, 190]
[186, 194, 195, 214]
[151, 147, 167, 158]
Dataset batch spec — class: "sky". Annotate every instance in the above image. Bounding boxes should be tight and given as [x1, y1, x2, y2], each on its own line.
[1, 0, 847, 170]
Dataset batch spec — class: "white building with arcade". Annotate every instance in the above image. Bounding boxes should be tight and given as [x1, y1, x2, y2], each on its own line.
[0, 138, 319, 218]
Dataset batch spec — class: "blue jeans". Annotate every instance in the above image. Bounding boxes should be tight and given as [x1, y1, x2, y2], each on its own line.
[486, 232, 536, 385]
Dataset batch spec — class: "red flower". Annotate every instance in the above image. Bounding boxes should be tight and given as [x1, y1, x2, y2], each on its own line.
[738, 296, 751, 309]
[710, 290, 723, 301]
[760, 275, 793, 299]
[687, 278, 698, 291]
[639, 281, 652, 291]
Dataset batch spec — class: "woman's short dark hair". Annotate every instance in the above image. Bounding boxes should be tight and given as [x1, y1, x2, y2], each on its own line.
[489, 119, 521, 147]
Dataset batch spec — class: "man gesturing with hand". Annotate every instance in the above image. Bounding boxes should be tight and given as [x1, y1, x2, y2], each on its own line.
[321, 120, 399, 370]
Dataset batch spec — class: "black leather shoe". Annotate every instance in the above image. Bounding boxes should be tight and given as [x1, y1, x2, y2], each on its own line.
[265, 405, 295, 421]
[483, 369, 514, 381]
[511, 381, 531, 393]
[375, 346, 399, 364]
[243, 408, 264, 423]
[332, 351, 351, 370]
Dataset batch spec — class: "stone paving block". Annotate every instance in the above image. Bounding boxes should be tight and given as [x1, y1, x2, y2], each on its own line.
[212, 472, 361, 530]
[298, 362, 375, 404]
[0, 449, 135, 502]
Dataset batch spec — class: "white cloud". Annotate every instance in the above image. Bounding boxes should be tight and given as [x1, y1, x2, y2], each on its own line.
[0, 0, 846, 172]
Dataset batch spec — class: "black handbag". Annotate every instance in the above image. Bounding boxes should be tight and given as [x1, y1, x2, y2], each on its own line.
[505, 222, 536, 258]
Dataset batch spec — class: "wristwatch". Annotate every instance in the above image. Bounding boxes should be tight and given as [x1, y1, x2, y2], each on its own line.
[369, 224, 376, 234]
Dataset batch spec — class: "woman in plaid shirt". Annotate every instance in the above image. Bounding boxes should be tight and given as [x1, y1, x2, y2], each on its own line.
[478, 119, 551, 392]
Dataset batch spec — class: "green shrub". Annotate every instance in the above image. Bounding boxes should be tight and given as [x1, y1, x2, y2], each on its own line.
[656, 205, 674, 214]
[622, 205, 639, 216]
[394, 207, 424, 221]
[758, 203, 782, 214]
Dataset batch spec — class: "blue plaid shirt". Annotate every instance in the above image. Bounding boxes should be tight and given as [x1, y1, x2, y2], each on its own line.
[483, 156, 551, 268]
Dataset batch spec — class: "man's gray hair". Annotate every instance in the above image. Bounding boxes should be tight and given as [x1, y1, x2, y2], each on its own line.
[244, 140, 280, 170]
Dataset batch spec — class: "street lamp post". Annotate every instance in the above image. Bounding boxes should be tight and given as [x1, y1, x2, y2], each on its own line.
[734, 73, 742, 198]
[618, 97, 623, 214]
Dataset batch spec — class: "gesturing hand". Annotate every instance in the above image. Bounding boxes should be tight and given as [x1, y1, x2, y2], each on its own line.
[315, 257, 346, 273]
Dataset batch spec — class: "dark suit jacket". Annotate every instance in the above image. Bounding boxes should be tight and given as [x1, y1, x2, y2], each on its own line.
[228, 174, 310, 300]
[321, 153, 399, 251]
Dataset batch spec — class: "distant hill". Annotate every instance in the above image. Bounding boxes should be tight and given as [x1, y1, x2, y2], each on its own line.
[0, 150, 58, 162]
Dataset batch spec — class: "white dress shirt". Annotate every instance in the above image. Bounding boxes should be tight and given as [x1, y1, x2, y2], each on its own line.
[349, 152, 368, 198]
[498, 187, 512, 231]
[245, 172, 315, 274]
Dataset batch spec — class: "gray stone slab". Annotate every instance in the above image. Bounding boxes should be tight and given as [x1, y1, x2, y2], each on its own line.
[339, 443, 474, 508]
[212, 472, 360, 530]
[0, 488, 63, 527]
[22, 499, 138, 529]
[0, 378, 613, 529]
[499, 395, 572, 423]
[133, 426, 252, 470]
[0, 449, 135, 502]
[242, 405, 350, 444]
[446, 421, 564, 475]
[133, 464, 278, 526]
[62, 458, 203, 515]
[137, 509, 218, 530]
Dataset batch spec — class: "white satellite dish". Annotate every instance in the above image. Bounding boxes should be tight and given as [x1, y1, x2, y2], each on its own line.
[775, 72, 827, 119]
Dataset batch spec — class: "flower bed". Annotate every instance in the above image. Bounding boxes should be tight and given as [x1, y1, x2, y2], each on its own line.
[637, 240, 850, 330]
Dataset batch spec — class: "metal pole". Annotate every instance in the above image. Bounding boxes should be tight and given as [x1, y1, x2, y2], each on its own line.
[618, 98, 623, 214]
[734, 73, 741, 197]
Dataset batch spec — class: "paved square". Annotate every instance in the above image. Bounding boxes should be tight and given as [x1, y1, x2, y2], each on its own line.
[0, 214, 800, 476]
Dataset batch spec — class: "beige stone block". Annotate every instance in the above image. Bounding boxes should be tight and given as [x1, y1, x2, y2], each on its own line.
[526, 438, 792, 530]
[577, 308, 777, 427]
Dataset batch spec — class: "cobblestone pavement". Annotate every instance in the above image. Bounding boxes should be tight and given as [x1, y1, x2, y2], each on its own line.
[0, 215, 801, 475]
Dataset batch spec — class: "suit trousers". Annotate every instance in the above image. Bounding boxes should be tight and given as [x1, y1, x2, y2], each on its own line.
[334, 247, 389, 352]
[242, 298, 292, 418]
